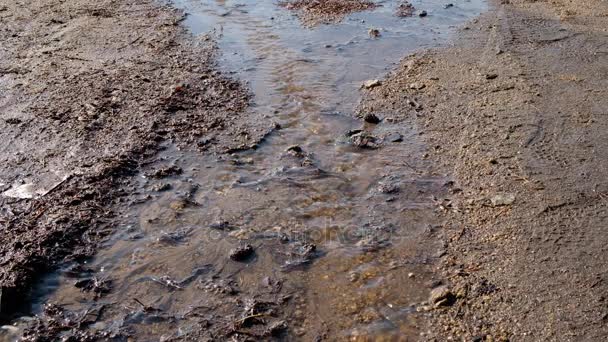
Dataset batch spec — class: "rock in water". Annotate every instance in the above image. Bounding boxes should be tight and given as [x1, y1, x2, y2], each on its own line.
[362, 79, 382, 89]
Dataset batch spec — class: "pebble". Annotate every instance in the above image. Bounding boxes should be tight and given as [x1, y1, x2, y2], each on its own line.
[490, 193, 516, 206]
[418, 10, 428, 17]
[368, 28, 381, 38]
[429, 285, 456, 306]
[362, 79, 382, 89]
[385, 132, 403, 142]
[409, 82, 426, 90]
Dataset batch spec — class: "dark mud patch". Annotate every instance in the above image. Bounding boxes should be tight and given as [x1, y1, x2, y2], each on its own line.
[278, 0, 378, 25]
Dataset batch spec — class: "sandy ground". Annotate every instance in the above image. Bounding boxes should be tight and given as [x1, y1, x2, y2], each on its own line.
[359, 0, 608, 340]
[0, 0, 268, 320]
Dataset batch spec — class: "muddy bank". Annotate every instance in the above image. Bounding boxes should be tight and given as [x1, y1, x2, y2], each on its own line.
[360, 0, 608, 340]
[0, 0, 267, 319]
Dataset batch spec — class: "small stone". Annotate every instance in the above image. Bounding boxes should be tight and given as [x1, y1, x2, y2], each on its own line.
[363, 113, 381, 124]
[229, 244, 254, 261]
[408, 272, 415, 278]
[385, 132, 403, 142]
[485, 73, 498, 80]
[350, 132, 380, 149]
[429, 286, 456, 306]
[378, 183, 400, 194]
[368, 28, 381, 38]
[169, 200, 186, 211]
[444, 3, 454, 8]
[418, 10, 428, 17]
[490, 193, 516, 206]
[145, 165, 182, 179]
[409, 82, 426, 90]
[396, 3, 415, 17]
[152, 183, 171, 192]
[362, 79, 382, 89]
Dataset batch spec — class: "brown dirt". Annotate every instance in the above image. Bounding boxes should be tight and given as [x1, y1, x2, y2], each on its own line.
[0, 0, 268, 320]
[359, 0, 608, 340]
[278, 0, 377, 26]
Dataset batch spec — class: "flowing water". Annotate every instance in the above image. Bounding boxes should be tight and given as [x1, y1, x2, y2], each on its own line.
[5, 0, 486, 340]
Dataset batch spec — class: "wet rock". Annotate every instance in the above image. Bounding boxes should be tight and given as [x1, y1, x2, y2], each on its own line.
[151, 183, 171, 192]
[229, 244, 254, 261]
[368, 28, 381, 38]
[281, 242, 319, 271]
[362, 79, 382, 89]
[385, 132, 403, 142]
[350, 131, 380, 149]
[378, 182, 400, 194]
[169, 200, 187, 211]
[145, 165, 182, 179]
[490, 193, 516, 206]
[230, 156, 254, 165]
[429, 285, 456, 306]
[156, 229, 190, 245]
[298, 243, 317, 258]
[363, 113, 381, 124]
[197, 137, 213, 148]
[396, 2, 415, 17]
[74, 277, 112, 298]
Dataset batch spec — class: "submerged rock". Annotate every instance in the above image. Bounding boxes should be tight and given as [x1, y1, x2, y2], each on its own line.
[350, 131, 380, 149]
